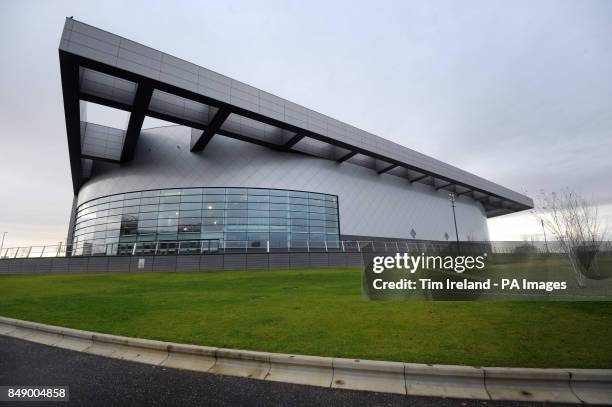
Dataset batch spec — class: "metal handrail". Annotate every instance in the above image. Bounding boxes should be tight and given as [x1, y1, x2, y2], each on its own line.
[1, 240, 611, 259]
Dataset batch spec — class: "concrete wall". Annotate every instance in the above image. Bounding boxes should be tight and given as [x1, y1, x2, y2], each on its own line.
[77, 126, 490, 242]
[0, 253, 363, 274]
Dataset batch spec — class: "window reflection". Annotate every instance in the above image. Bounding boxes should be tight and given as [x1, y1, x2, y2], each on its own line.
[73, 187, 340, 255]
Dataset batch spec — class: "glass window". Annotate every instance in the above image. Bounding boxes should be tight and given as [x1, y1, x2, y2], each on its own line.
[289, 191, 308, 199]
[203, 209, 224, 218]
[291, 211, 309, 220]
[226, 232, 247, 241]
[124, 198, 140, 207]
[160, 196, 180, 204]
[290, 197, 308, 206]
[226, 202, 247, 210]
[270, 195, 289, 204]
[202, 218, 223, 226]
[204, 188, 225, 195]
[290, 204, 308, 212]
[227, 194, 247, 202]
[248, 202, 269, 210]
[140, 197, 159, 205]
[249, 217, 269, 225]
[226, 217, 247, 225]
[225, 209, 247, 218]
[202, 202, 223, 210]
[181, 188, 203, 195]
[141, 190, 159, 198]
[179, 217, 202, 227]
[248, 195, 269, 203]
[202, 224, 224, 232]
[181, 194, 203, 203]
[203, 194, 225, 202]
[225, 224, 247, 231]
[139, 204, 158, 213]
[74, 187, 339, 253]
[124, 192, 141, 200]
[292, 218, 308, 226]
[309, 205, 325, 214]
[179, 202, 201, 211]
[159, 203, 179, 212]
[139, 212, 158, 220]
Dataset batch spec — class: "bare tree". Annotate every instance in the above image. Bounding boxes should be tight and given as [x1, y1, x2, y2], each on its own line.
[534, 189, 608, 285]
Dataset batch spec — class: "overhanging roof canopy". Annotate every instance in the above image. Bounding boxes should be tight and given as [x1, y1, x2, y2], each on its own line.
[59, 18, 533, 217]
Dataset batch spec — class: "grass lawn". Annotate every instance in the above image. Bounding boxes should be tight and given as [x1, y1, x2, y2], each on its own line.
[1, 267, 611, 368]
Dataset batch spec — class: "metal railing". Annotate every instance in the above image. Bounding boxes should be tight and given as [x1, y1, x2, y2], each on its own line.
[1, 239, 611, 259]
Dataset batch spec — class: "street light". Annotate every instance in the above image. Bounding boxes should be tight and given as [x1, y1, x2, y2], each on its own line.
[448, 193, 460, 254]
[0, 232, 6, 258]
[541, 219, 550, 254]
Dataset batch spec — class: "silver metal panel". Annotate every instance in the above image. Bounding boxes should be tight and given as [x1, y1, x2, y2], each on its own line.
[60, 18, 532, 211]
[79, 67, 137, 106]
[149, 89, 214, 126]
[80, 122, 125, 161]
[77, 126, 491, 241]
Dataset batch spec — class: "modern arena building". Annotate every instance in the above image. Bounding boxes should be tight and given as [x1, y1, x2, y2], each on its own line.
[59, 19, 533, 257]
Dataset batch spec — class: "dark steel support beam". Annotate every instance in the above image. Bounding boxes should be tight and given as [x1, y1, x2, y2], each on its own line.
[457, 190, 473, 196]
[59, 51, 82, 194]
[282, 133, 305, 150]
[63, 54, 531, 212]
[377, 164, 397, 174]
[79, 92, 132, 112]
[121, 80, 154, 162]
[410, 174, 429, 183]
[435, 181, 454, 191]
[336, 151, 357, 163]
[190, 107, 231, 151]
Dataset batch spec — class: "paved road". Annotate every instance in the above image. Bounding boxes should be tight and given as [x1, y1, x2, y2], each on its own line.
[0, 335, 579, 407]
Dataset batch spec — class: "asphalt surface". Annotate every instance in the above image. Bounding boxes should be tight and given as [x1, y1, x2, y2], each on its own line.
[0, 335, 581, 407]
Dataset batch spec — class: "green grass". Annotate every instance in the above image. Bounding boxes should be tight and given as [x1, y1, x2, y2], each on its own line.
[1, 267, 611, 368]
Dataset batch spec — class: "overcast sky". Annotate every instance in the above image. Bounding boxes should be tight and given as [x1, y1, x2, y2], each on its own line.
[0, 0, 611, 247]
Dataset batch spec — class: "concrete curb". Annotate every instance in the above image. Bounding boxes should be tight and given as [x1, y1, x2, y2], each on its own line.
[1, 316, 610, 404]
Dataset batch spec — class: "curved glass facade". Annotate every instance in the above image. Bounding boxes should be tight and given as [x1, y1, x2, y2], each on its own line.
[73, 187, 340, 256]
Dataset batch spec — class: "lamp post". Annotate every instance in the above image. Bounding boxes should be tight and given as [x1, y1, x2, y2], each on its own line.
[0, 232, 6, 258]
[541, 219, 549, 254]
[448, 193, 460, 254]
